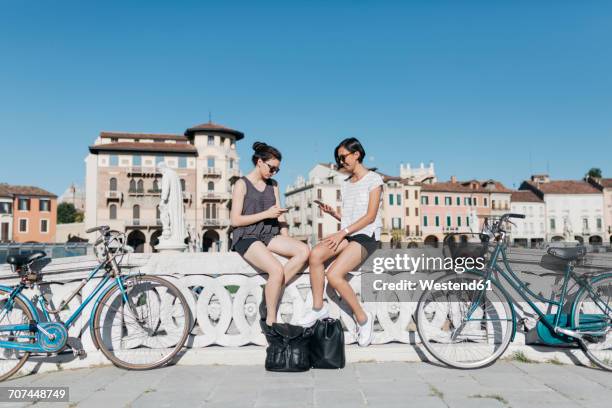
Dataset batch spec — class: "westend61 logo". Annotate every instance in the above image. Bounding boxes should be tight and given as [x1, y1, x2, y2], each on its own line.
[362, 253, 491, 300]
[371, 254, 486, 274]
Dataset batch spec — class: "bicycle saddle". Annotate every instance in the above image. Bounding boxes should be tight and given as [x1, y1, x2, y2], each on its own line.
[6, 251, 47, 267]
[546, 246, 586, 261]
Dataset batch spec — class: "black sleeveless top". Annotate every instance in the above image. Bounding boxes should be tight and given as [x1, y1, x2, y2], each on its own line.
[231, 176, 280, 247]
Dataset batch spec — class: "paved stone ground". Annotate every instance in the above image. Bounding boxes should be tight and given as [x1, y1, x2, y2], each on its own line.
[1, 361, 611, 408]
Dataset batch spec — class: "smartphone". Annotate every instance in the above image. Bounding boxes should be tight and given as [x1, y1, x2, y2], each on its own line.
[313, 199, 326, 207]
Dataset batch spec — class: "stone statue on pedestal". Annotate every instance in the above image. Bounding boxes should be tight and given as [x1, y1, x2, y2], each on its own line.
[563, 215, 573, 242]
[156, 162, 187, 252]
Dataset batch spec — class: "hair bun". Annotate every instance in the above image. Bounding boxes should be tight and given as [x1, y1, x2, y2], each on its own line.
[252, 142, 267, 152]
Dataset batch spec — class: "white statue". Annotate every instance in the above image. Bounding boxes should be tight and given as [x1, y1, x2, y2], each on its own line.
[157, 162, 187, 251]
[563, 215, 573, 241]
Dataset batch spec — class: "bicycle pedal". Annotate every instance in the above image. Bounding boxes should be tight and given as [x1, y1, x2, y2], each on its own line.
[72, 349, 86, 358]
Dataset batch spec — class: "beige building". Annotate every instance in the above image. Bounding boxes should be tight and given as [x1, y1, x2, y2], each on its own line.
[379, 176, 422, 247]
[588, 177, 612, 245]
[285, 164, 345, 246]
[85, 122, 243, 252]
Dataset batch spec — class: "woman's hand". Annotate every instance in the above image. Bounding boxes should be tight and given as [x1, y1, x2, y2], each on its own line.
[322, 230, 347, 251]
[318, 202, 335, 215]
[265, 205, 288, 219]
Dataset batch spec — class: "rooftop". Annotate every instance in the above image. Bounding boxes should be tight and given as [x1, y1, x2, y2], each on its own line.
[100, 132, 187, 141]
[89, 142, 198, 155]
[0, 183, 56, 198]
[421, 179, 511, 193]
[511, 190, 544, 203]
[184, 121, 244, 140]
[521, 180, 600, 195]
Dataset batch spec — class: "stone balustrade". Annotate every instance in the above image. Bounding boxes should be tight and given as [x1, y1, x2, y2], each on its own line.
[1, 248, 611, 355]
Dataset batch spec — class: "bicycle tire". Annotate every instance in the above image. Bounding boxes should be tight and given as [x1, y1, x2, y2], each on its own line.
[92, 274, 191, 370]
[0, 288, 35, 381]
[572, 275, 612, 371]
[416, 272, 515, 369]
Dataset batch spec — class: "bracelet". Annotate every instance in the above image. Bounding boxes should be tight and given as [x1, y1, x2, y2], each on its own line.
[343, 228, 350, 235]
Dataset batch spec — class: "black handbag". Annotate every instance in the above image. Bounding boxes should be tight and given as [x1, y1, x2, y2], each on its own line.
[262, 322, 314, 372]
[309, 318, 346, 369]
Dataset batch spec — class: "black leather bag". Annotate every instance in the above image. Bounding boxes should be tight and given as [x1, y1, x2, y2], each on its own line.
[309, 318, 346, 369]
[263, 322, 314, 372]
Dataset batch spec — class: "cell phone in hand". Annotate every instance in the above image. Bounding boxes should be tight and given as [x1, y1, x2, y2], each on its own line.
[313, 199, 326, 207]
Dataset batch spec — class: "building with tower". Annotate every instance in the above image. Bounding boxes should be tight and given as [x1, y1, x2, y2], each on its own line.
[84, 121, 243, 252]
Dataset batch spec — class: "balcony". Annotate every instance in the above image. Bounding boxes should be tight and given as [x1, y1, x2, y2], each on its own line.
[128, 218, 141, 227]
[128, 167, 160, 176]
[105, 191, 123, 201]
[126, 219, 162, 228]
[201, 192, 228, 202]
[203, 167, 222, 177]
[147, 188, 161, 196]
[128, 188, 145, 196]
[202, 218, 229, 227]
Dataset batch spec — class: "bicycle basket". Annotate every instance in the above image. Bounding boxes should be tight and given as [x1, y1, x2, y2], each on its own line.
[443, 233, 490, 261]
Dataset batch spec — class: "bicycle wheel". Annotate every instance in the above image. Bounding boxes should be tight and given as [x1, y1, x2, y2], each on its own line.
[572, 275, 612, 371]
[416, 272, 514, 369]
[92, 275, 191, 370]
[0, 288, 35, 381]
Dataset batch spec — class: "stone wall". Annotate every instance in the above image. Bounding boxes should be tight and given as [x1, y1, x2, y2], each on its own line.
[1, 248, 611, 354]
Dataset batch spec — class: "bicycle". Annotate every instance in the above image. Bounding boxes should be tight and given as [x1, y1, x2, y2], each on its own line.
[0, 226, 192, 381]
[416, 213, 612, 370]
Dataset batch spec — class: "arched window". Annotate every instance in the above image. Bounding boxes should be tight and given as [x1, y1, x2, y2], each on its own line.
[207, 181, 214, 192]
[153, 179, 159, 191]
[133, 205, 140, 221]
[180, 179, 186, 191]
[109, 177, 117, 191]
[156, 205, 160, 222]
[129, 179, 136, 192]
[109, 204, 117, 220]
[137, 179, 144, 193]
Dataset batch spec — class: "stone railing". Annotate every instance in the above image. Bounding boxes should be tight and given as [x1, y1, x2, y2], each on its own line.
[1, 248, 611, 353]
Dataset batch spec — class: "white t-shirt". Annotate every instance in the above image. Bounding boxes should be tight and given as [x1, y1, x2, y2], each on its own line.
[340, 171, 384, 240]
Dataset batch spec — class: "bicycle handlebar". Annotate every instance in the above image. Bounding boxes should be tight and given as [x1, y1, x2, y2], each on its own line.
[86, 225, 110, 234]
[485, 213, 525, 236]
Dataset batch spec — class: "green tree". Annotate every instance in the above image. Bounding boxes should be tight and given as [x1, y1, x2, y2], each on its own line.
[587, 167, 602, 178]
[57, 202, 78, 224]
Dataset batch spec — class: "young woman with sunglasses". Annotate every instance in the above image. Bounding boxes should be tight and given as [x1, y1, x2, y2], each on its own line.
[230, 142, 310, 326]
[298, 138, 383, 347]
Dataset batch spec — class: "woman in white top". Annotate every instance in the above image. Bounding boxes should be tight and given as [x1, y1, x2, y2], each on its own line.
[298, 138, 383, 347]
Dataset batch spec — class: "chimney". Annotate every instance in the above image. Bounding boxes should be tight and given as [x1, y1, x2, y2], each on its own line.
[450, 176, 457, 184]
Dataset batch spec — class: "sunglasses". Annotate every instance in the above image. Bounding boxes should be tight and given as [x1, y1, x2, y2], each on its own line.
[262, 161, 280, 174]
[337, 152, 355, 163]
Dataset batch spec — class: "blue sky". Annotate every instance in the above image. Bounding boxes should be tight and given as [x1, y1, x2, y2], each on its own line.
[1, 0, 611, 196]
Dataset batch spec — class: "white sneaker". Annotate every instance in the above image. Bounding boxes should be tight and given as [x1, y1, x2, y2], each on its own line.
[298, 304, 329, 327]
[357, 311, 374, 347]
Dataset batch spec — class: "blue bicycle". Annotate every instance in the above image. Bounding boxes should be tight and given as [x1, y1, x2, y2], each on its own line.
[416, 213, 612, 370]
[0, 226, 191, 381]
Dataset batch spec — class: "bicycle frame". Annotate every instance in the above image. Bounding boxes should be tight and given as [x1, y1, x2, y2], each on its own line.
[465, 240, 612, 342]
[0, 260, 128, 353]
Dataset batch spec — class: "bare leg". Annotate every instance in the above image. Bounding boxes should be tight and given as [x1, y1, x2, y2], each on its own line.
[242, 241, 285, 325]
[308, 240, 349, 309]
[326, 242, 368, 323]
[267, 236, 310, 284]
